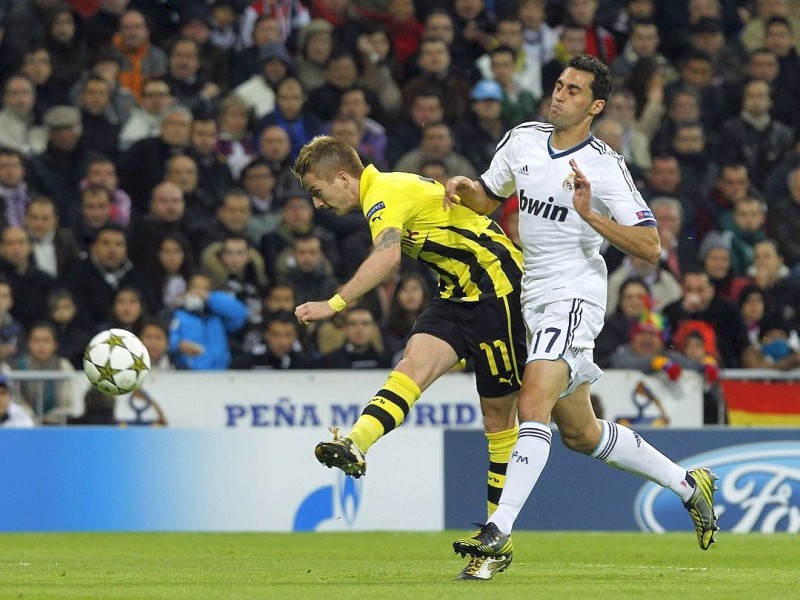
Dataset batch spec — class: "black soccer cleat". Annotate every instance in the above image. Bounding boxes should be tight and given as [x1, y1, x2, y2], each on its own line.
[314, 427, 366, 478]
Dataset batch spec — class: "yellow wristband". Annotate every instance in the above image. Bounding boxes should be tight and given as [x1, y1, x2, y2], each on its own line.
[327, 294, 347, 313]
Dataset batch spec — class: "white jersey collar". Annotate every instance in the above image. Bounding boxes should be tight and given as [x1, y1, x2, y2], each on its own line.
[547, 133, 595, 159]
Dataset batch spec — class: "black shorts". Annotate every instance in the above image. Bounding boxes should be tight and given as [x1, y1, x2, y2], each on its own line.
[410, 292, 526, 398]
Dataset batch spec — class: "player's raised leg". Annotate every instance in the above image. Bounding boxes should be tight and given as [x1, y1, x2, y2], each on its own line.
[555, 383, 719, 549]
[315, 333, 458, 477]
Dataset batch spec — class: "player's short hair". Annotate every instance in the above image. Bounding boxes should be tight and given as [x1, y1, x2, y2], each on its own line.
[568, 54, 612, 102]
[293, 135, 365, 183]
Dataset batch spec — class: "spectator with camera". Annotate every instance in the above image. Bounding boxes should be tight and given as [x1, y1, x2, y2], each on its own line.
[662, 268, 750, 368]
[168, 273, 247, 370]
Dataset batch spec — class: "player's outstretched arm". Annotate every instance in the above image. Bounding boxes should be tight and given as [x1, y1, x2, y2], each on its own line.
[569, 159, 661, 264]
[295, 228, 402, 324]
[443, 176, 499, 215]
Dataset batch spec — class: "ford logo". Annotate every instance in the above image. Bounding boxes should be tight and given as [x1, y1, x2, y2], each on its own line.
[635, 442, 800, 533]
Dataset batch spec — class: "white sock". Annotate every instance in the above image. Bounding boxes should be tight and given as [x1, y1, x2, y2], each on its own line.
[592, 420, 693, 502]
[488, 421, 552, 535]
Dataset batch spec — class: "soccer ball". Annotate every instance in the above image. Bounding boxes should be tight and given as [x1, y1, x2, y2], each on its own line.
[83, 328, 151, 395]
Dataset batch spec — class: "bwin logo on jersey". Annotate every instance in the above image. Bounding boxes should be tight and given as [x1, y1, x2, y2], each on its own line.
[519, 189, 568, 222]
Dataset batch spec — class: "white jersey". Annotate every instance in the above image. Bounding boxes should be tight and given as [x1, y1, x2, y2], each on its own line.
[482, 122, 655, 311]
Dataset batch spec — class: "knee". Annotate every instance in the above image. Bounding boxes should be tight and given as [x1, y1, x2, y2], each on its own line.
[393, 355, 435, 391]
[481, 393, 518, 432]
[394, 356, 415, 379]
[559, 420, 602, 454]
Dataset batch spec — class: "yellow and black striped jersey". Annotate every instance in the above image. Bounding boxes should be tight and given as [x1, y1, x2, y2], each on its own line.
[359, 164, 522, 301]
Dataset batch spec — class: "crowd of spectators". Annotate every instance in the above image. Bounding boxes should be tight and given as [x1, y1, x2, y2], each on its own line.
[1, 0, 800, 426]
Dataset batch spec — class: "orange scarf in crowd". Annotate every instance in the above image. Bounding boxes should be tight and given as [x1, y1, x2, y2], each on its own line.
[112, 32, 151, 100]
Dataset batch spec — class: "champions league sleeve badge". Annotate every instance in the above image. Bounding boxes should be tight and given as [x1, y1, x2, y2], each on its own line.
[562, 172, 575, 192]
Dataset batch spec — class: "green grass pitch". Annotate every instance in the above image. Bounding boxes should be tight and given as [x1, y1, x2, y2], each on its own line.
[2, 531, 798, 599]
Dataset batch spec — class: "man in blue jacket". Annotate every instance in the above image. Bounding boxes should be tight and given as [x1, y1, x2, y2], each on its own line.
[169, 273, 248, 369]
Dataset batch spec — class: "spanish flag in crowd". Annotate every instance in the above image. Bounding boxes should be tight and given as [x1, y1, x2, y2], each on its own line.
[724, 380, 800, 425]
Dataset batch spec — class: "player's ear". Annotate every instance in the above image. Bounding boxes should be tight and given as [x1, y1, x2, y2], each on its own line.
[589, 99, 605, 117]
[339, 170, 354, 189]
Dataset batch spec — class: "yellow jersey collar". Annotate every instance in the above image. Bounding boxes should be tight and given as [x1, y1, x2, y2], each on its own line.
[359, 164, 380, 208]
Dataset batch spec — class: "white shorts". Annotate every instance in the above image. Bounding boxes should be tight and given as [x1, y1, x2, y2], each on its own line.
[523, 298, 604, 397]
